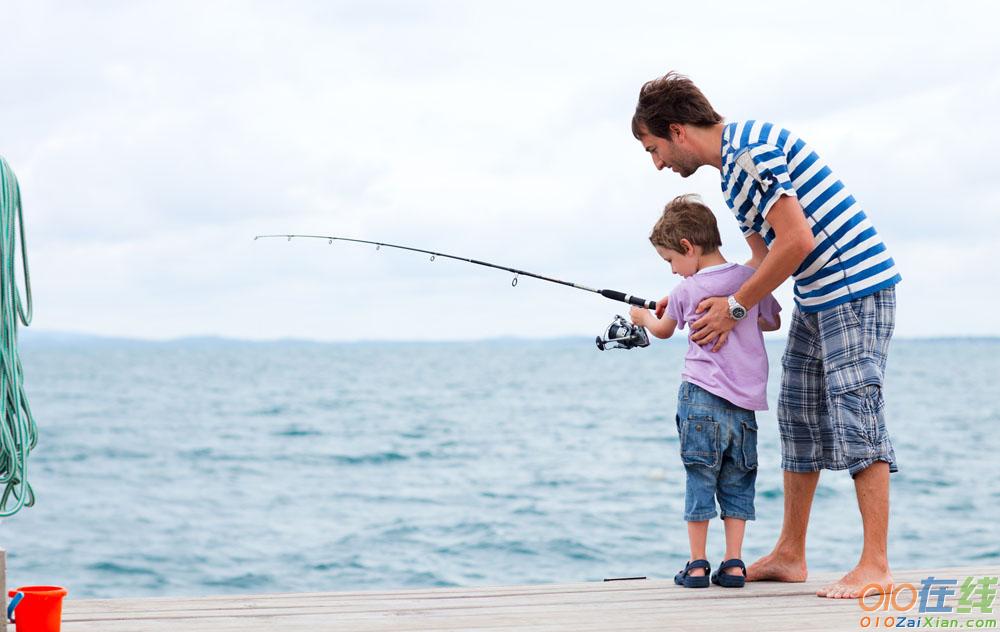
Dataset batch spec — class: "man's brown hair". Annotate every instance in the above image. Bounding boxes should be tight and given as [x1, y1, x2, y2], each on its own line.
[631, 71, 723, 140]
[649, 194, 722, 254]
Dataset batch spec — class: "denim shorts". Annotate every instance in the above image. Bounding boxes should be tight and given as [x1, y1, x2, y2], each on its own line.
[676, 381, 757, 522]
[777, 286, 897, 477]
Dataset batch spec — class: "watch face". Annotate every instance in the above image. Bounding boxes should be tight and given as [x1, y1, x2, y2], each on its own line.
[732, 306, 747, 320]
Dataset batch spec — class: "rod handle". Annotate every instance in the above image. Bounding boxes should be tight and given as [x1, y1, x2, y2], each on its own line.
[599, 289, 656, 310]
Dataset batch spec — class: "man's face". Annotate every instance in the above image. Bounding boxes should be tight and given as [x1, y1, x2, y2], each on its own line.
[637, 125, 701, 178]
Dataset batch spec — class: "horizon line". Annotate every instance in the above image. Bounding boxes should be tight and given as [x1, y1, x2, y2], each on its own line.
[17, 329, 1000, 346]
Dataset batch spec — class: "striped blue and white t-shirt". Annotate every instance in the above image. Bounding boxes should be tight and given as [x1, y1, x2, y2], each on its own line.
[720, 120, 901, 313]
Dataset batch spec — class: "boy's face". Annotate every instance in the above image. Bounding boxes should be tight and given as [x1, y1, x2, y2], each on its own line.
[655, 243, 698, 278]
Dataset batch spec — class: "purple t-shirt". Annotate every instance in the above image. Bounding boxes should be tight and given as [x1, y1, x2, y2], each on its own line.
[666, 263, 780, 411]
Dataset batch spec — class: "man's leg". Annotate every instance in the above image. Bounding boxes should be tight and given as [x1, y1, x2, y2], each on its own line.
[746, 469, 817, 582]
[817, 461, 893, 598]
[816, 288, 898, 598]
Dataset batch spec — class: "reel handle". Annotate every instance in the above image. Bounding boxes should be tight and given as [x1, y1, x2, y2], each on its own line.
[599, 290, 656, 310]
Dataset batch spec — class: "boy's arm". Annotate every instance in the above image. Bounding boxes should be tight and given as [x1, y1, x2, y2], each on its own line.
[757, 292, 782, 332]
[745, 232, 770, 269]
[758, 313, 781, 331]
[629, 305, 677, 339]
[647, 315, 678, 339]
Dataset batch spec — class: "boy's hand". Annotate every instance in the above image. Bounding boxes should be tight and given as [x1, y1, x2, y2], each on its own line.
[629, 305, 649, 326]
[654, 295, 669, 318]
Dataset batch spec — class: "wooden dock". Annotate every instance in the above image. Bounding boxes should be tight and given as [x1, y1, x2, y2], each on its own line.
[60, 566, 999, 631]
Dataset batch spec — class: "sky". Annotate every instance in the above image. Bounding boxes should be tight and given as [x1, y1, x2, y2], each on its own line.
[2, 0, 998, 341]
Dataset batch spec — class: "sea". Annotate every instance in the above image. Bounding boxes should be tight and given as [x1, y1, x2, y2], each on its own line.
[2, 336, 998, 599]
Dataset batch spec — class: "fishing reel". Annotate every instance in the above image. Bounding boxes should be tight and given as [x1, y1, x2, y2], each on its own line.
[595, 315, 650, 351]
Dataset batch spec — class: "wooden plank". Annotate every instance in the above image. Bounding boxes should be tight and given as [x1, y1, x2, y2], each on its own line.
[60, 566, 1000, 632]
[61, 567, 994, 615]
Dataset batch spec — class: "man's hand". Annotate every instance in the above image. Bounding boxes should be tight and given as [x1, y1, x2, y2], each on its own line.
[654, 295, 669, 319]
[691, 296, 735, 352]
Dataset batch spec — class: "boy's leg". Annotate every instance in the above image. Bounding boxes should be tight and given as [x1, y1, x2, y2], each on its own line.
[687, 520, 710, 576]
[723, 518, 746, 574]
[682, 462, 718, 571]
[716, 408, 759, 575]
[676, 382, 723, 577]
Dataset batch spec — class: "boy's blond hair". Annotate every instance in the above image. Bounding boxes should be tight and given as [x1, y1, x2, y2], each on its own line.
[649, 194, 722, 255]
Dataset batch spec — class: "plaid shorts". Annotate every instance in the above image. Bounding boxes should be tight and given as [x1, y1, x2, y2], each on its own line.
[777, 286, 898, 477]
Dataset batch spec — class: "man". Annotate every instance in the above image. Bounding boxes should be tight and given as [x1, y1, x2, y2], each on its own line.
[631, 72, 902, 599]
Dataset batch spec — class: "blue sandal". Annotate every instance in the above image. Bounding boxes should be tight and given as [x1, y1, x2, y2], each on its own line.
[674, 559, 711, 588]
[711, 559, 747, 588]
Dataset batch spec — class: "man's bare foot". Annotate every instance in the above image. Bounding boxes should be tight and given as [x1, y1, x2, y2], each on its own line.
[746, 550, 808, 582]
[817, 563, 893, 599]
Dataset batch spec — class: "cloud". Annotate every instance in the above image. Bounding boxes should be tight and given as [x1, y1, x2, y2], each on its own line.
[2, 1, 997, 340]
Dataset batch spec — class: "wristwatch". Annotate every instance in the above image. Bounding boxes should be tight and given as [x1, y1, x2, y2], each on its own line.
[727, 295, 748, 321]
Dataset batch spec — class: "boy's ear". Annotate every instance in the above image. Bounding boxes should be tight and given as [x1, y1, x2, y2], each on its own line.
[679, 238, 694, 255]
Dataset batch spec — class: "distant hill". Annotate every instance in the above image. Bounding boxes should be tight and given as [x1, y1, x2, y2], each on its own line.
[14, 329, 599, 346]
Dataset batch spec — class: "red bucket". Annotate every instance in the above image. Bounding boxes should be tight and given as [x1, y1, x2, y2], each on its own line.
[7, 586, 68, 632]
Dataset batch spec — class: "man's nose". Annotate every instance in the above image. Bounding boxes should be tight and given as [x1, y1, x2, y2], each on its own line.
[652, 155, 665, 170]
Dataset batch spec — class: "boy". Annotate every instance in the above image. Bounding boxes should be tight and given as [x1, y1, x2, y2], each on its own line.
[630, 194, 780, 588]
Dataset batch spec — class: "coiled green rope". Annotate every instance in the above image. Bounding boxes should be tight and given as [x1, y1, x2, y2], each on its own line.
[0, 156, 36, 517]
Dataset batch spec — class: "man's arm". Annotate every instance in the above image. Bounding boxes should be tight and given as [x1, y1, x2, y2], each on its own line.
[691, 195, 813, 350]
[731, 195, 813, 310]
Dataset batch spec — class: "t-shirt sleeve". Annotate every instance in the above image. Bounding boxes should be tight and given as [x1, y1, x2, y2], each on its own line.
[734, 143, 797, 219]
[665, 285, 687, 330]
[758, 292, 782, 326]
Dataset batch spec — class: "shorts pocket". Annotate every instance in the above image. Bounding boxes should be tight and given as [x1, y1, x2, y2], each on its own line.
[830, 384, 884, 459]
[679, 414, 720, 468]
[825, 358, 883, 396]
[848, 295, 868, 329]
[741, 415, 759, 470]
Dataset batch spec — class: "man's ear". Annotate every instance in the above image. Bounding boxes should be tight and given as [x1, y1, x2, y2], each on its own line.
[669, 123, 685, 142]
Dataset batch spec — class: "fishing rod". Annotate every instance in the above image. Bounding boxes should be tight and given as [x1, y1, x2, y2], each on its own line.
[254, 233, 655, 350]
